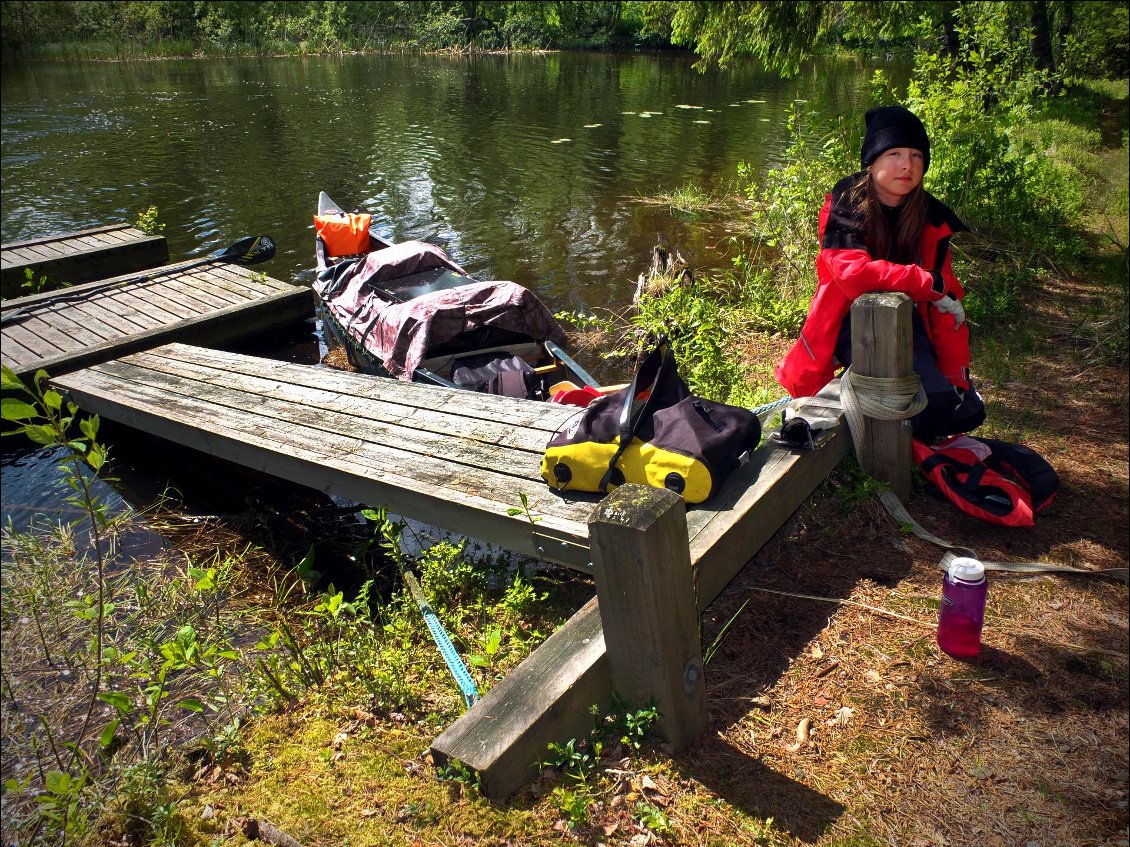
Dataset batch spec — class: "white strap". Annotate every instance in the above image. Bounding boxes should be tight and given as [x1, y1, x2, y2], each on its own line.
[880, 490, 1128, 583]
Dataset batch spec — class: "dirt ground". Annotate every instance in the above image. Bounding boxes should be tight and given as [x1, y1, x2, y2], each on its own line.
[682, 274, 1129, 846]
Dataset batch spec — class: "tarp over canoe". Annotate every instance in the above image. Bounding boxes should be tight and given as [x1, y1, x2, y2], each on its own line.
[314, 240, 567, 380]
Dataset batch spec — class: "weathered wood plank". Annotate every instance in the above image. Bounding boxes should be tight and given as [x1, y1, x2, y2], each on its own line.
[12, 243, 67, 261]
[144, 344, 579, 434]
[1, 224, 169, 297]
[97, 356, 553, 477]
[105, 280, 203, 320]
[430, 598, 611, 800]
[52, 300, 138, 341]
[851, 293, 913, 501]
[51, 347, 593, 566]
[174, 273, 246, 306]
[92, 290, 168, 330]
[689, 435, 851, 605]
[127, 358, 559, 459]
[206, 264, 294, 294]
[154, 277, 235, 312]
[0, 331, 38, 362]
[1, 316, 79, 362]
[69, 235, 109, 252]
[0, 224, 135, 251]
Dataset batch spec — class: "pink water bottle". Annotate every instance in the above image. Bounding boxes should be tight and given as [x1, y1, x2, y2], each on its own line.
[937, 557, 987, 659]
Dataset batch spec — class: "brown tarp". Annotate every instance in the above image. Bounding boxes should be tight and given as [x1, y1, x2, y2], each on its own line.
[315, 240, 566, 379]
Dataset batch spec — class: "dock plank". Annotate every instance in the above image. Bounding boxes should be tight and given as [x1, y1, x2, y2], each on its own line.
[128, 351, 563, 457]
[98, 357, 560, 482]
[1, 264, 312, 379]
[2, 224, 169, 297]
[163, 344, 581, 434]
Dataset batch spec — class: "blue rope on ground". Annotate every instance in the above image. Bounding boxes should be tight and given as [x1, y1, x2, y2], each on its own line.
[403, 570, 480, 709]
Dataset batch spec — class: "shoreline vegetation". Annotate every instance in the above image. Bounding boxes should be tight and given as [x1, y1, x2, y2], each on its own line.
[3, 2, 1129, 846]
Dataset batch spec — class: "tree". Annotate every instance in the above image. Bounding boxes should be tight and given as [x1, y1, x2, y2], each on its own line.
[664, 1, 831, 74]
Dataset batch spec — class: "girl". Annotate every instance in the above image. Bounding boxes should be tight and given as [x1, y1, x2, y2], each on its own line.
[774, 104, 985, 442]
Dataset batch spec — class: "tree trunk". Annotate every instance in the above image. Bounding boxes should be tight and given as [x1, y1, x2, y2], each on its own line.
[1053, 0, 1075, 72]
[1030, 0, 1056, 74]
[940, 2, 961, 58]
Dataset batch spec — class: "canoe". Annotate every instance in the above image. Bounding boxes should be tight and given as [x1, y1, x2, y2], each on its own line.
[313, 192, 599, 401]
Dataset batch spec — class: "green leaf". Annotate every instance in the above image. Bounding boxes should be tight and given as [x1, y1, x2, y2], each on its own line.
[295, 545, 321, 583]
[190, 567, 217, 591]
[176, 697, 206, 713]
[80, 414, 100, 441]
[44, 770, 71, 795]
[99, 718, 120, 748]
[0, 397, 39, 422]
[42, 389, 63, 412]
[1, 365, 29, 393]
[87, 442, 107, 471]
[98, 691, 133, 715]
[22, 424, 58, 446]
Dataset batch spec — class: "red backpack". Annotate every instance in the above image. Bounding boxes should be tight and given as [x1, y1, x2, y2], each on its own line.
[912, 435, 1059, 527]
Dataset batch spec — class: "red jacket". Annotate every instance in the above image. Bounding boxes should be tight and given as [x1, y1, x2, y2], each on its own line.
[775, 174, 970, 399]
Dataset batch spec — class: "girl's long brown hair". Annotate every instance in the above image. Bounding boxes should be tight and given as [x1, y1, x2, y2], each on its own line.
[845, 171, 927, 264]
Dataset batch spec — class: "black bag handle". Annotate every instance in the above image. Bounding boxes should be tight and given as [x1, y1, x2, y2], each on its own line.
[598, 338, 675, 493]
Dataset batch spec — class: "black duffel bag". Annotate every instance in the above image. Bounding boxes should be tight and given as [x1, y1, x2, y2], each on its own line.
[541, 339, 761, 504]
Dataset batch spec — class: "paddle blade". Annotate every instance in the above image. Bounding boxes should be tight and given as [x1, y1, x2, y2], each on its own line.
[216, 235, 276, 265]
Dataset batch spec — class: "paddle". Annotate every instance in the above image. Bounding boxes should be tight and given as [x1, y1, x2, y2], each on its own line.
[1, 235, 277, 326]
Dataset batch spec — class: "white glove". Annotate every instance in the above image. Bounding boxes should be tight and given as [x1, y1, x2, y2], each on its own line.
[933, 294, 965, 329]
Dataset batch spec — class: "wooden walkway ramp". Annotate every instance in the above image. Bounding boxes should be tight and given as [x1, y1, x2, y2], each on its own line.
[1, 263, 312, 380]
[1, 224, 168, 297]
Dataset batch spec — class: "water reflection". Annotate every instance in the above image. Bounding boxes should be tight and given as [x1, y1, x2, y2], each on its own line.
[1, 51, 897, 312]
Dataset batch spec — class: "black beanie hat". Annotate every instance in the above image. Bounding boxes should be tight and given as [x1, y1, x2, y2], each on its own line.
[860, 105, 930, 172]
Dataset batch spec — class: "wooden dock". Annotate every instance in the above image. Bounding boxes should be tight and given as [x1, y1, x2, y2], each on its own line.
[50, 342, 598, 567]
[49, 342, 850, 798]
[49, 343, 847, 582]
[1, 262, 313, 380]
[1, 224, 169, 298]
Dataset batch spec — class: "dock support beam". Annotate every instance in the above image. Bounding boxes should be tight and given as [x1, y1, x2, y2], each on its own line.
[589, 484, 707, 749]
[850, 292, 914, 503]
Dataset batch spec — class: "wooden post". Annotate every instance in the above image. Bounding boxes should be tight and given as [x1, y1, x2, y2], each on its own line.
[850, 292, 913, 502]
[588, 484, 707, 749]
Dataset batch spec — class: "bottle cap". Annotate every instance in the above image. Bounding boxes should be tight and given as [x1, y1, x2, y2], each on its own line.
[947, 556, 985, 583]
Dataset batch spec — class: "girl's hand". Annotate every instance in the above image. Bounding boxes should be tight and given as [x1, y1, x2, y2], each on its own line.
[933, 294, 966, 329]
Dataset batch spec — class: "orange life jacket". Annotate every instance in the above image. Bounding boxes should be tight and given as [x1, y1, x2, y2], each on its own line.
[313, 212, 372, 257]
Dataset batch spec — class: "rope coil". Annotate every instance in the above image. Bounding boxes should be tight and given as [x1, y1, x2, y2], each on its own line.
[838, 365, 927, 459]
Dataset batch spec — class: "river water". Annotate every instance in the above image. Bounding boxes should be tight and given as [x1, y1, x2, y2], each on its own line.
[1, 51, 890, 538]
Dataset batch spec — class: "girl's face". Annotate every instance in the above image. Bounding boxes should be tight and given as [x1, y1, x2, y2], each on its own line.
[869, 147, 925, 206]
